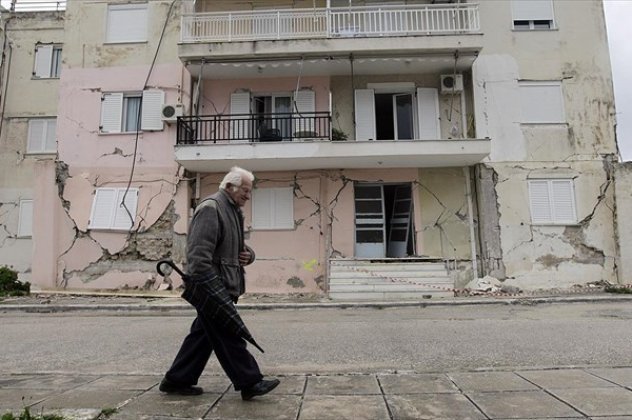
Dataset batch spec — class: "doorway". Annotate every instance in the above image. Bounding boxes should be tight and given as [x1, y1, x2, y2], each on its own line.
[354, 182, 415, 258]
[375, 93, 414, 140]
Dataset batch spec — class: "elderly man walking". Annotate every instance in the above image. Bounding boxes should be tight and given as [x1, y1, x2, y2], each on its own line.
[160, 166, 279, 400]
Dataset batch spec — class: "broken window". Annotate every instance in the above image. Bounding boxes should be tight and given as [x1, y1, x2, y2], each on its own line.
[511, 0, 555, 30]
[33, 44, 62, 78]
[251, 187, 294, 230]
[27, 118, 57, 154]
[100, 90, 164, 133]
[528, 179, 576, 225]
[89, 188, 139, 230]
[105, 3, 148, 43]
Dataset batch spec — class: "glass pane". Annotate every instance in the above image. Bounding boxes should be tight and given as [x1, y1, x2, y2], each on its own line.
[395, 94, 413, 140]
[355, 185, 382, 199]
[355, 200, 383, 213]
[356, 230, 383, 243]
[390, 229, 407, 241]
[275, 96, 292, 138]
[123, 96, 141, 132]
[52, 48, 62, 78]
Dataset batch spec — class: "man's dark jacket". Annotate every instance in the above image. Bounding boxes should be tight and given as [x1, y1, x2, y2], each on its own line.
[186, 189, 255, 298]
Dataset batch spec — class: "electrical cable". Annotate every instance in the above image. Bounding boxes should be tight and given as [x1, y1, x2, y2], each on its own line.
[120, 0, 177, 229]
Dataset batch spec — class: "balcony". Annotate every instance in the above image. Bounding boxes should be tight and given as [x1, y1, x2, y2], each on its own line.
[179, 4, 482, 65]
[181, 4, 480, 43]
[174, 113, 491, 173]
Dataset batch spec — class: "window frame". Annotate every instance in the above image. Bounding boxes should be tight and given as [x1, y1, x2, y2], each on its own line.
[26, 118, 57, 154]
[99, 90, 164, 133]
[251, 187, 294, 230]
[528, 179, 577, 225]
[88, 187, 139, 231]
[519, 81, 566, 124]
[511, 0, 556, 31]
[33, 44, 62, 79]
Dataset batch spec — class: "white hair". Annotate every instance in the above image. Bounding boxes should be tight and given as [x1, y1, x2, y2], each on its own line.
[219, 166, 254, 191]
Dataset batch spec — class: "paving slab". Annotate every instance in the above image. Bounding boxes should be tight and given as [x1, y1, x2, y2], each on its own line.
[467, 390, 583, 418]
[548, 387, 632, 417]
[29, 389, 140, 411]
[195, 376, 232, 394]
[113, 391, 220, 419]
[207, 393, 301, 419]
[378, 373, 459, 394]
[448, 371, 539, 392]
[590, 367, 632, 388]
[272, 375, 306, 394]
[0, 374, 99, 390]
[517, 369, 617, 389]
[386, 393, 486, 420]
[305, 375, 381, 395]
[0, 388, 59, 410]
[299, 395, 389, 420]
[1, 408, 102, 420]
[81, 375, 161, 391]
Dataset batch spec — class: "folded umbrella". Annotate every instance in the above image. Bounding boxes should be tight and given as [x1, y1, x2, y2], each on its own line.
[157, 259, 264, 353]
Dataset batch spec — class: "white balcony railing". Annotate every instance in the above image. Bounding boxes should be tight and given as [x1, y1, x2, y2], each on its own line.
[181, 4, 480, 43]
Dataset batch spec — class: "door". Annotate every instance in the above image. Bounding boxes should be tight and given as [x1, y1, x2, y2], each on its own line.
[387, 185, 413, 257]
[354, 184, 386, 258]
[393, 93, 414, 140]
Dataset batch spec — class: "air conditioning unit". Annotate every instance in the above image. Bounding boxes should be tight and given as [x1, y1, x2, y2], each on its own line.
[440, 74, 464, 94]
[161, 103, 184, 122]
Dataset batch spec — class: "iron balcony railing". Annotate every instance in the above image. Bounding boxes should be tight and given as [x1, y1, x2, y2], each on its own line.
[177, 112, 332, 144]
[181, 3, 480, 43]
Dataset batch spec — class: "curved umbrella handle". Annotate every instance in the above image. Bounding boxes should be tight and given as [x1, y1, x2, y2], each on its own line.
[156, 259, 186, 279]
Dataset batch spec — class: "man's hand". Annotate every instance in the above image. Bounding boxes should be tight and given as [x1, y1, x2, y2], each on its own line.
[239, 250, 252, 266]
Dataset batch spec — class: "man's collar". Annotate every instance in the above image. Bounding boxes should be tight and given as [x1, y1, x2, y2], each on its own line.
[220, 189, 239, 208]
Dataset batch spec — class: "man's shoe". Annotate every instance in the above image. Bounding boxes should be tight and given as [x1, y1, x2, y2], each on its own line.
[241, 378, 280, 401]
[159, 377, 203, 396]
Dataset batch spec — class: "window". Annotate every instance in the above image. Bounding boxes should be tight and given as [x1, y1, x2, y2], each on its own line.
[89, 188, 139, 230]
[106, 3, 148, 43]
[519, 81, 565, 123]
[17, 199, 33, 238]
[33, 44, 62, 78]
[27, 118, 56, 153]
[100, 90, 164, 133]
[252, 187, 294, 230]
[512, 0, 555, 30]
[528, 179, 577, 224]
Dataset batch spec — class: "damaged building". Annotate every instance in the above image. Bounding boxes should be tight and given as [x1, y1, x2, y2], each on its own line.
[0, 0, 626, 299]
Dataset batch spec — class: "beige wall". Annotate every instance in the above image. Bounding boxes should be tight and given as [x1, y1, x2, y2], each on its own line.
[615, 163, 632, 285]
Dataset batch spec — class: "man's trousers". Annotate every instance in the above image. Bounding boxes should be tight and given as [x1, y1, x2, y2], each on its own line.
[165, 313, 263, 390]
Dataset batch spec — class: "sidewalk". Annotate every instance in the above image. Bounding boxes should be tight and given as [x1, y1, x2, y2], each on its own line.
[1, 367, 632, 419]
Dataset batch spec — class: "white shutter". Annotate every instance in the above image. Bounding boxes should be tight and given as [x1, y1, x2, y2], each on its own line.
[18, 199, 33, 237]
[27, 120, 46, 152]
[293, 89, 315, 134]
[354, 89, 376, 141]
[519, 82, 565, 123]
[551, 180, 576, 223]
[512, 0, 554, 21]
[106, 4, 148, 43]
[529, 180, 552, 223]
[45, 119, 57, 151]
[100, 93, 123, 133]
[417, 87, 440, 140]
[89, 188, 117, 229]
[274, 188, 294, 229]
[141, 90, 164, 131]
[252, 189, 273, 229]
[112, 188, 138, 230]
[230, 91, 251, 141]
[34, 45, 53, 78]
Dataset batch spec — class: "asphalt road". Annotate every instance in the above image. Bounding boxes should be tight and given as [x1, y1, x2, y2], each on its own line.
[1, 301, 631, 376]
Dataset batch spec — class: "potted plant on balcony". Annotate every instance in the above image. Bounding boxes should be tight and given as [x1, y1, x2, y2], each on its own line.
[332, 127, 348, 141]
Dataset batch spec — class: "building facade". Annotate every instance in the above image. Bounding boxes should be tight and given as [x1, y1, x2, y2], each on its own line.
[1, 0, 623, 298]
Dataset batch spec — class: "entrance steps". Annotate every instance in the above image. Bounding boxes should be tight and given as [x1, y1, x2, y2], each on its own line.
[329, 259, 454, 300]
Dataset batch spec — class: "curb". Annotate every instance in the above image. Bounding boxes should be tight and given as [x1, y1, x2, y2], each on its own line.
[2, 294, 632, 313]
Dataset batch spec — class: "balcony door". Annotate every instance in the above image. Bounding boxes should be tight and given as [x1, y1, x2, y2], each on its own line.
[254, 94, 292, 140]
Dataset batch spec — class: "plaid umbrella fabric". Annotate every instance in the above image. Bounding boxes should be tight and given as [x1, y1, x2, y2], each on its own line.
[157, 260, 264, 353]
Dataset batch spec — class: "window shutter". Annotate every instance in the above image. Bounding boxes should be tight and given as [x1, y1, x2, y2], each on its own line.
[27, 120, 46, 152]
[141, 90, 164, 131]
[45, 119, 57, 151]
[112, 188, 138, 230]
[34, 45, 53, 78]
[106, 4, 148, 43]
[252, 189, 273, 229]
[274, 188, 294, 229]
[293, 89, 315, 134]
[529, 180, 552, 223]
[417, 87, 440, 140]
[89, 188, 117, 229]
[551, 180, 576, 223]
[519, 82, 565, 123]
[100, 93, 123, 133]
[18, 200, 33, 237]
[230, 91, 251, 140]
[354, 89, 376, 141]
[512, 0, 554, 21]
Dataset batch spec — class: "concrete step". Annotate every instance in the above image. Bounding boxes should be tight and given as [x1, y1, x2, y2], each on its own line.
[330, 260, 446, 271]
[330, 283, 453, 293]
[329, 270, 449, 279]
[329, 279, 453, 288]
[329, 290, 454, 300]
